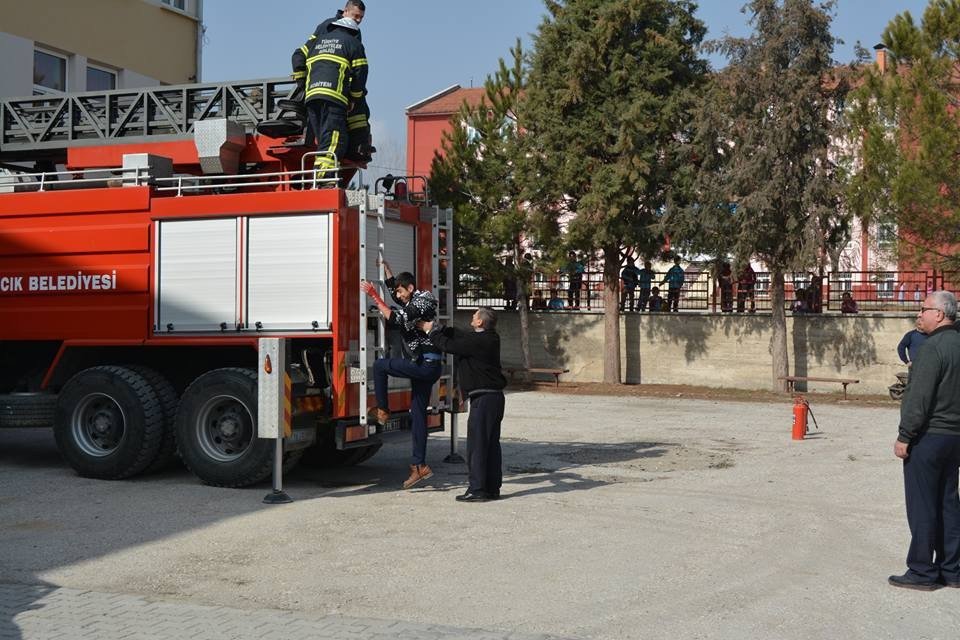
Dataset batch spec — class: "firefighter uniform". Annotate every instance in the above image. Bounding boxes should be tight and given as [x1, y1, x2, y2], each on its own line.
[292, 17, 367, 181]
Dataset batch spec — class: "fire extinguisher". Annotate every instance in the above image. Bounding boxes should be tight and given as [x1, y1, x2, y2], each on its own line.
[792, 395, 809, 440]
[792, 395, 820, 440]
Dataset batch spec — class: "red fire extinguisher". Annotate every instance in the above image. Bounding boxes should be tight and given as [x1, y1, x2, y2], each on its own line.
[792, 395, 809, 440]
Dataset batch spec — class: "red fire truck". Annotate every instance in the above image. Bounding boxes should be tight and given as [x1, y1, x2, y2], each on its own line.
[0, 79, 456, 487]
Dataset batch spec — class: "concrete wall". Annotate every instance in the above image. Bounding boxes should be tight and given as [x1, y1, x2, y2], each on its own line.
[0, 0, 199, 94]
[0, 33, 33, 98]
[453, 310, 917, 396]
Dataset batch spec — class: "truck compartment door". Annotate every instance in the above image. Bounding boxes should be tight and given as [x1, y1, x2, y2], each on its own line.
[246, 214, 332, 331]
[157, 218, 238, 332]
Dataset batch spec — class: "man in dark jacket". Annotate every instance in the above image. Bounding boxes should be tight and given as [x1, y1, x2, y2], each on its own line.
[291, 1, 367, 183]
[422, 307, 507, 502]
[889, 290, 960, 591]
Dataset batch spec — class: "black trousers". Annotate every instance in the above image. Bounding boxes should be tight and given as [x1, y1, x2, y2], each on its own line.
[903, 432, 960, 582]
[467, 392, 505, 495]
[305, 100, 347, 179]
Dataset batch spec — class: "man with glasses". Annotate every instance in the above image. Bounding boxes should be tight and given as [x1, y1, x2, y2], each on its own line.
[889, 291, 960, 591]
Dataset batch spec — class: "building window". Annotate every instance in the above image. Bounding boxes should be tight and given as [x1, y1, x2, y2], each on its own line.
[87, 65, 116, 92]
[877, 222, 897, 250]
[34, 49, 67, 94]
[836, 272, 853, 291]
[877, 275, 896, 299]
[162, 0, 186, 9]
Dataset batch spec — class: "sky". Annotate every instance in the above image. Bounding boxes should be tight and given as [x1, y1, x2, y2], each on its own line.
[202, 0, 932, 180]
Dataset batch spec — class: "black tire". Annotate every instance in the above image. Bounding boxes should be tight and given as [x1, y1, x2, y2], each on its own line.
[126, 366, 180, 473]
[283, 449, 304, 474]
[352, 441, 383, 465]
[301, 439, 382, 468]
[175, 368, 274, 488]
[889, 386, 904, 401]
[0, 393, 57, 428]
[53, 366, 164, 480]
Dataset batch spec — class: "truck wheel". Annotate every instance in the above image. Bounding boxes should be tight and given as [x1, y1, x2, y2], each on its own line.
[0, 393, 57, 428]
[301, 439, 382, 468]
[127, 366, 180, 473]
[176, 368, 274, 488]
[53, 366, 164, 480]
[352, 442, 383, 465]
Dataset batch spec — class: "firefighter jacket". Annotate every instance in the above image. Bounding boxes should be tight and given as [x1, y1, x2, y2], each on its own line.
[292, 20, 367, 108]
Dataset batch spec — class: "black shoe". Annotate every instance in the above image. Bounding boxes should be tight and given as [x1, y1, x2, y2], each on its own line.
[888, 574, 942, 591]
[941, 578, 960, 588]
[456, 491, 491, 502]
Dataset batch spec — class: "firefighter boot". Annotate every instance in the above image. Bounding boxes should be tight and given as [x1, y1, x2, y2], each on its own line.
[402, 464, 433, 490]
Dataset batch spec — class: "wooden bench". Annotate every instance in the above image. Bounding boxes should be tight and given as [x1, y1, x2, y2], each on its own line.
[505, 367, 570, 387]
[779, 376, 860, 400]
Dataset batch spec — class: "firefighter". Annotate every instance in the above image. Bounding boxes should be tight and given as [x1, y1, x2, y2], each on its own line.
[294, 3, 374, 162]
[291, 1, 367, 183]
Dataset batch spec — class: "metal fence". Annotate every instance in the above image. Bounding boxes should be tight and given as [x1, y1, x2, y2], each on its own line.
[457, 269, 960, 314]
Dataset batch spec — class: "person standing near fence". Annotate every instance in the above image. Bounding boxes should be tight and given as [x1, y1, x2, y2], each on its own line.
[637, 260, 655, 311]
[737, 263, 756, 313]
[564, 251, 585, 309]
[718, 262, 734, 313]
[620, 257, 642, 312]
[889, 290, 960, 591]
[661, 256, 685, 313]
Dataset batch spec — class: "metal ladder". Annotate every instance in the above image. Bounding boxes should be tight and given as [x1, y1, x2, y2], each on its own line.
[0, 77, 296, 161]
[430, 206, 456, 412]
[432, 206, 465, 463]
[356, 188, 386, 431]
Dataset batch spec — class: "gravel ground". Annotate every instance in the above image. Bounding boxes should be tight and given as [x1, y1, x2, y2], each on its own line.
[1, 391, 957, 640]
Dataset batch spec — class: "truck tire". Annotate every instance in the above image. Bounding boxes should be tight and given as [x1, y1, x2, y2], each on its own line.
[301, 439, 382, 468]
[53, 366, 164, 480]
[126, 366, 180, 473]
[0, 393, 57, 428]
[175, 368, 274, 488]
[352, 442, 383, 465]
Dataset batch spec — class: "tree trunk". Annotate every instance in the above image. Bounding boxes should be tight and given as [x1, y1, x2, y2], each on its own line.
[517, 280, 532, 373]
[770, 268, 789, 392]
[513, 244, 532, 381]
[603, 245, 622, 384]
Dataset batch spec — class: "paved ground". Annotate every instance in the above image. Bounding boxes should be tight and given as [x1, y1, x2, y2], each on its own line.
[1, 391, 958, 639]
[0, 583, 562, 639]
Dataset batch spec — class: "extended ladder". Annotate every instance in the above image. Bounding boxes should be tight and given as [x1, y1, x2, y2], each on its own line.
[0, 77, 296, 161]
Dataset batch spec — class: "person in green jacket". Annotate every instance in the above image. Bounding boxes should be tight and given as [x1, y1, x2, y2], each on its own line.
[889, 290, 960, 591]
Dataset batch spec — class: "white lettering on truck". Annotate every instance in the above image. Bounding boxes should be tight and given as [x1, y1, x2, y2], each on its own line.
[26, 270, 117, 292]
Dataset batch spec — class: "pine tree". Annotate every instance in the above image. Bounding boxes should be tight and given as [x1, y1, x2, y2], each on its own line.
[521, 0, 707, 384]
[431, 42, 550, 372]
[846, 0, 960, 269]
[664, 0, 846, 391]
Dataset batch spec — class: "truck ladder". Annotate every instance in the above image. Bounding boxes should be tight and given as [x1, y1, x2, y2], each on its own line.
[356, 189, 386, 430]
[0, 78, 296, 161]
[432, 206, 465, 464]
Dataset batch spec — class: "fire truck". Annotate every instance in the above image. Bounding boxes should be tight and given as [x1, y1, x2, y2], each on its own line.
[0, 78, 457, 487]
